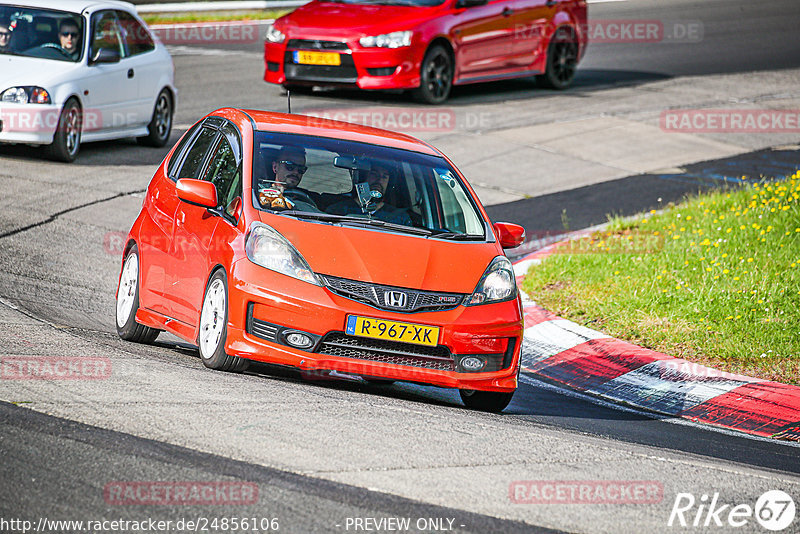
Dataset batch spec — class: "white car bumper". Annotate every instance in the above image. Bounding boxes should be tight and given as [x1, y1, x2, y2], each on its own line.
[0, 103, 61, 145]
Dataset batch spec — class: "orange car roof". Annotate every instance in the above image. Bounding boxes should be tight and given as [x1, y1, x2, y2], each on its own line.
[240, 109, 440, 156]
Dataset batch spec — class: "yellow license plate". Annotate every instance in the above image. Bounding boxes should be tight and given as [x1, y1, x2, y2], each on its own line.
[293, 51, 341, 66]
[345, 315, 440, 347]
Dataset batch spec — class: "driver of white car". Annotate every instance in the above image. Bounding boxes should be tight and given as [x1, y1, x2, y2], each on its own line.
[57, 18, 81, 60]
[0, 18, 11, 52]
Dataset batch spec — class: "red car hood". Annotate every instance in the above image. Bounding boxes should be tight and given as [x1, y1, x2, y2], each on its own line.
[259, 213, 499, 294]
[277, 2, 441, 39]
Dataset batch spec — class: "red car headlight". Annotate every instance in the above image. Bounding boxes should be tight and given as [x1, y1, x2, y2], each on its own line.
[359, 31, 412, 49]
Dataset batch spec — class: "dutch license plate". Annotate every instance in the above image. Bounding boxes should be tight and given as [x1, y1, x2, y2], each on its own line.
[293, 51, 341, 66]
[345, 315, 440, 347]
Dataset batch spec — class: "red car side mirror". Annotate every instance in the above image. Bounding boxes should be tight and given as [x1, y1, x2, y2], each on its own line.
[176, 179, 218, 208]
[493, 222, 525, 249]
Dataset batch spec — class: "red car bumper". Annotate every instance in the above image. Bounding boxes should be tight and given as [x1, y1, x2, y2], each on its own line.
[264, 40, 423, 90]
[225, 258, 522, 392]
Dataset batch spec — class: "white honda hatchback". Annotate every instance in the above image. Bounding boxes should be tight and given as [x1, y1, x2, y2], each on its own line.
[0, 0, 176, 162]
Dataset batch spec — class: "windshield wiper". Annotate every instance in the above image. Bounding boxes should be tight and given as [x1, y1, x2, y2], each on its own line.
[278, 211, 436, 236]
[428, 231, 484, 241]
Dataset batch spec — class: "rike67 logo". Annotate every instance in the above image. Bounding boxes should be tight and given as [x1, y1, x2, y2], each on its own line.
[669, 490, 795, 531]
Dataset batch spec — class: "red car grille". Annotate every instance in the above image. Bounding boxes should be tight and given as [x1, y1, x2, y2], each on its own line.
[286, 39, 350, 51]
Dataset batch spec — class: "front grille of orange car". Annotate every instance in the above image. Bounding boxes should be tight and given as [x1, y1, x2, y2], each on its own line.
[320, 275, 465, 313]
[317, 333, 455, 371]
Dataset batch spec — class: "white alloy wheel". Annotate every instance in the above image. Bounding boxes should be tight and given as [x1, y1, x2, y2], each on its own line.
[199, 278, 226, 359]
[116, 253, 139, 328]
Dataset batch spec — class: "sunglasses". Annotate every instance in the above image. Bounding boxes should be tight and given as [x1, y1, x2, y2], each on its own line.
[278, 160, 307, 174]
[60, 31, 79, 38]
[0, 32, 10, 38]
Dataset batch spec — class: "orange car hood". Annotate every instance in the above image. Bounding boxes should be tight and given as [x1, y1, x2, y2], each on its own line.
[259, 214, 499, 293]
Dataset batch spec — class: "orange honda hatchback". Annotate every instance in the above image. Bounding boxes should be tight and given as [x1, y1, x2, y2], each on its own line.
[116, 108, 525, 412]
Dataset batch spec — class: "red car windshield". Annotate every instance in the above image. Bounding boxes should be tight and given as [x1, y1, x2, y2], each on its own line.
[253, 130, 487, 238]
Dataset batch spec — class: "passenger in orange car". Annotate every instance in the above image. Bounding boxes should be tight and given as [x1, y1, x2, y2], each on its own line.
[328, 160, 412, 226]
[257, 146, 318, 211]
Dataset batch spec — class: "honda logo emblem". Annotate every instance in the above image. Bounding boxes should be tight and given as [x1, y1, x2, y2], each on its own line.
[384, 291, 408, 308]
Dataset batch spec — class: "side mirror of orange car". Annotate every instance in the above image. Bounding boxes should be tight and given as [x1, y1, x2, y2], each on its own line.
[493, 222, 525, 249]
[176, 178, 218, 208]
[226, 196, 243, 224]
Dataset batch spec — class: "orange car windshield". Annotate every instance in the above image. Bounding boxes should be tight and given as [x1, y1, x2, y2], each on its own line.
[252, 131, 487, 238]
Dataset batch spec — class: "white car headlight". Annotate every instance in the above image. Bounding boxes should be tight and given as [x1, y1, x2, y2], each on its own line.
[1, 86, 51, 104]
[245, 223, 320, 285]
[266, 26, 286, 43]
[465, 256, 516, 306]
[359, 31, 412, 49]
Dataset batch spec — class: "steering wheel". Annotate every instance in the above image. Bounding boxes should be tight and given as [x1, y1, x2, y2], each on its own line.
[283, 188, 316, 204]
[38, 43, 73, 59]
[283, 188, 322, 212]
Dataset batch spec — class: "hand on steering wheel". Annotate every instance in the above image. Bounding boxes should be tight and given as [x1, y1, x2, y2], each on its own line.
[38, 43, 72, 58]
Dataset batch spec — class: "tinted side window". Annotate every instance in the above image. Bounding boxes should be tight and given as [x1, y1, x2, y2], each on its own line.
[116, 10, 154, 56]
[90, 10, 124, 60]
[177, 127, 218, 180]
[167, 122, 201, 178]
[202, 136, 240, 210]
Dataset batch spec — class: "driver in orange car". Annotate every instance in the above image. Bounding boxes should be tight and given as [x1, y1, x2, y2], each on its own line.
[257, 146, 318, 211]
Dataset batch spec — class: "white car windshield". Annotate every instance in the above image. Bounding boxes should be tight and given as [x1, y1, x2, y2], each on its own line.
[0, 7, 84, 62]
[253, 131, 487, 239]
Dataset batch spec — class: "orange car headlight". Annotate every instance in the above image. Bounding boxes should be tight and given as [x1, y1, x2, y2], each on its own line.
[245, 222, 321, 286]
[465, 256, 516, 306]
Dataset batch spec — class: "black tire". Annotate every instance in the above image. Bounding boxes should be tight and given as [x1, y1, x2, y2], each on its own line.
[137, 89, 173, 147]
[198, 270, 248, 373]
[45, 97, 81, 163]
[412, 44, 453, 105]
[537, 26, 579, 90]
[459, 389, 515, 413]
[116, 245, 160, 343]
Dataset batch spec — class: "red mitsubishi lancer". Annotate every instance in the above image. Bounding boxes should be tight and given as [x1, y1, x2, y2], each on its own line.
[116, 108, 526, 412]
[264, 0, 588, 103]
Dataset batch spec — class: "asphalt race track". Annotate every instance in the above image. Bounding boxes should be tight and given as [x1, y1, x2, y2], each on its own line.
[2, 0, 800, 532]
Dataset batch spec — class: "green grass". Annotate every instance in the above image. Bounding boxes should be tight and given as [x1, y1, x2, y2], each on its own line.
[141, 10, 290, 26]
[522, 172, 800, 384]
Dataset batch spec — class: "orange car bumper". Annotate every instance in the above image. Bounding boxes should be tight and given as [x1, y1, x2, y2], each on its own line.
[225, 259, 522, 392]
